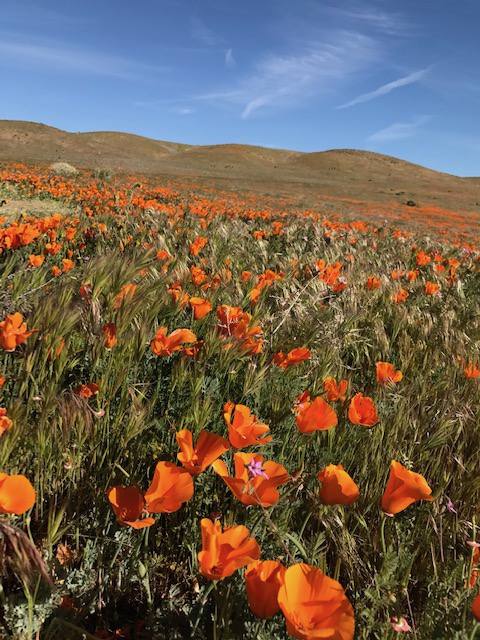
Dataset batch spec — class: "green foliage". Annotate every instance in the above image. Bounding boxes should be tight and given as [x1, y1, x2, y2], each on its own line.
[0, 177, 479, 639]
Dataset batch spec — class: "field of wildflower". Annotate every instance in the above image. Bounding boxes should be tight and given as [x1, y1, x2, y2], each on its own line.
[0, 164, 479, 639]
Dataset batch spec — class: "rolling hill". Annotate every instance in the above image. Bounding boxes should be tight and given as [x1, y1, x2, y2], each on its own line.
[0, 120, 479, 216]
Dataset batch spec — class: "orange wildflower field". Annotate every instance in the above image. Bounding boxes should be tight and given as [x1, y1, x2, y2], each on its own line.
[0, 164, 479, 638]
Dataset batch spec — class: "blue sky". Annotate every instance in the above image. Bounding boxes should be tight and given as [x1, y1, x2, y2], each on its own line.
[1, 0, 479, 175]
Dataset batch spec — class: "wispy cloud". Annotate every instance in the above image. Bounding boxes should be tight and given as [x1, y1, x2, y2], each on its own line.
[325, 4, 410, 35]
[338, 67, 430, 109]
[190, 16, 222, 47]
[197, 31, 378, 118]
[175, 106, 195, 115]
[0, 33, 165, 79]
[3, 1, 83, 27]
[368, 115, 431, 143]
[225, 48, 236, 68]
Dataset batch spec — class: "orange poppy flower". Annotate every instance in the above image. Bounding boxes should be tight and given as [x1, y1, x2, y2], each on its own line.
[241, 270, 252, 282]
[75, 382, 99, 399]
[62, 258, 74, 273]
[273, 347, 311, 369]
[183, 339, 203, 359]
[212, 452, 289, 507]
[376, 362, 403, 385]
[44, 242, 61, 256]
[107, 486, 155, 529]
[425, 281, 440, 296]
[216, 305, 264, 354]
[150, 327, 197, 357]
[223, 402, 271, 448]
[0, 408, 13, 437]
[0, 472, 36, 515]
[390, 269, 404, 281]
[176, 429, 229, 475]
[464, 363, 480, 379]
[468, 543, 480, 588]
[144, 461, 194, 513]
[366, 276, 381, 290]
[198, 518, 260, 580]
[51, 265, 62, 277]
[272, 221, 283, 235]
[416, 250, 431, 266]
[189, 236, 208, 256]
[216, 305, 246, 337]
[65, 226, 77, 242]
[102, 323, 117, 349]
[392, 288, 409, 304]
[295, 392, 337, 434]
[0, 313, 33, 352]
[323, 377, 348, 402]
[277, 563, 355, 640]
[381, 460, 433, 515]
[245, 560, 286, 618]
[189, 297, 212, 320]
[249, 286, 262, 305]
[317, 464, 359, 505]
[348, 393, 378, 427]
[28, 254, 45, 268]
[250, 270, 284, 303]
[472, 594, 480, 622]
[240, 325, 264, 355]
[79, 283, 92, 300]
[318, 262, 344, 290]
[190, 265, 208, 286]
[156, 249, 172, 263]
[168, 283, 189, 307]
[114, 283, 137, 309]
[0, 375, 5, 387]
[406, 270, 418, 282]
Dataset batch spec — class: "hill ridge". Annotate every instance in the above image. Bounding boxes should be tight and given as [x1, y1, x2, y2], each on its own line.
[0, 120, 479, 216]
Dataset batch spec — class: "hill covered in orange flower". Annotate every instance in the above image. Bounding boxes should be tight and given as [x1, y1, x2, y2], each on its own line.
[0, 120, 479, 229]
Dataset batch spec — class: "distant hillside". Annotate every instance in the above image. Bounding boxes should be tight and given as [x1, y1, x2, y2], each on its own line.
[0, 120, 479, 216]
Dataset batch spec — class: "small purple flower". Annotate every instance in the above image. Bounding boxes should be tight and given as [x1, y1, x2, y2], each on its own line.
[247, 459, 269, 480]
[445, 496, 457, 514]
[390, 616, 412, 633]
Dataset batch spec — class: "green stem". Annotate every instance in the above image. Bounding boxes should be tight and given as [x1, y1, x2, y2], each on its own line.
[213, 588, 219, 640]
[380, 513, 388, 555]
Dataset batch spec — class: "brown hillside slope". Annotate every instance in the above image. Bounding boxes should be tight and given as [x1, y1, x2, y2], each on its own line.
[0, 120, 479, 221]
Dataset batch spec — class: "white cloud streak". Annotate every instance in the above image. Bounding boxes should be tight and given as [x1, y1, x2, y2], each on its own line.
[325, 5, 410, 35]
[0, 34, 165, 79]
[3, 2, 82, 27]
[197, 31, 378, 118]
[338, 67, 430, 109]
[175, 106, 195, 115]
[225, 48, 235, 68]
[190, 16, 221, 46]
[367, 115, 431, 142]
